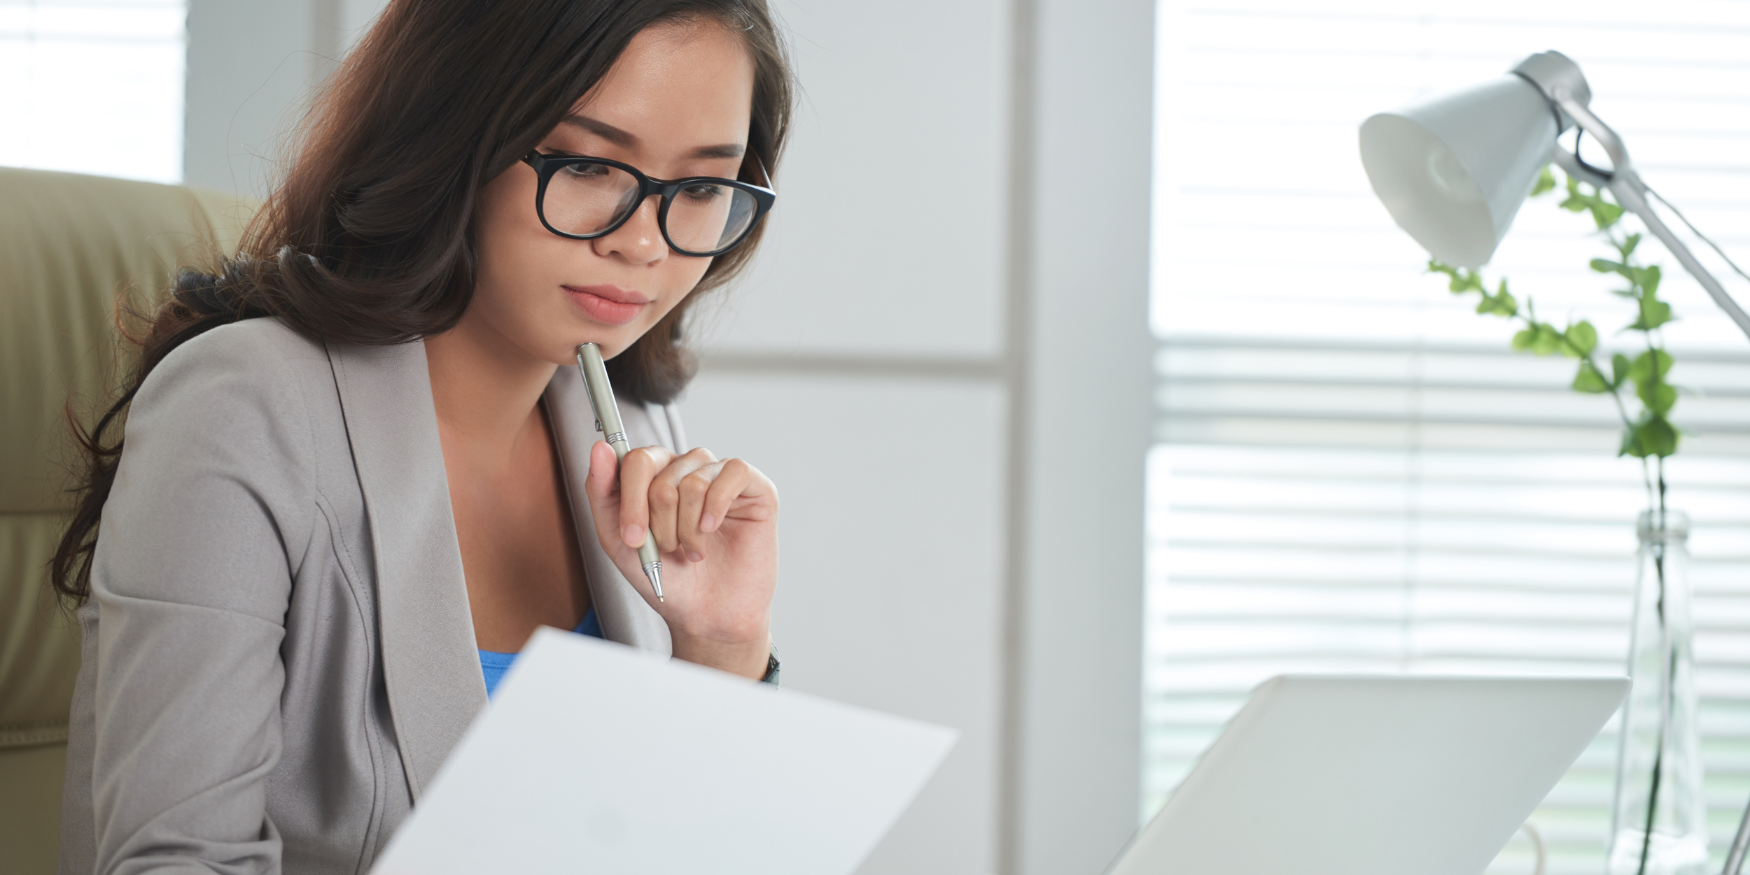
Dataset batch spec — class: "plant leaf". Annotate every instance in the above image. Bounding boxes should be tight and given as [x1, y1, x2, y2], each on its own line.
[1531, 324, 1562, 355]
[1620, 423, 1643, 457]
[1638, 381, 1678, 415]
[1612, 353, 1632, 387]
[1627, 349, 1674, 383]
[1512, 328, 1537, 352]
[1445, 267, 1482, 294]
[1494, 289, 1518, 317]
[1620, 414, 1678, 458]
[1640, 415, 1679, 457]
[1564, 321, 1598, 357]
[1633, 298, 1675, 331]
[1641, 265, 1662, 298]
[1572, 360, 1611, 393]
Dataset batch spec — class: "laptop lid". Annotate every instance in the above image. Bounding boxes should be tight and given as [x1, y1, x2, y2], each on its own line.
[1106, 675, 1629, 875]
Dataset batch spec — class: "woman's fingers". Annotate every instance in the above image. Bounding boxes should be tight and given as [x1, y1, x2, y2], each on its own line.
[701, 458, 755, 534]
[675, 467, 709, 559]
[589, 442, 772, 563]
[583, 441, 627, 554]
[681, 459, 777, 557]
[647, 448, 716, 554]
[617, 445, 676, 548]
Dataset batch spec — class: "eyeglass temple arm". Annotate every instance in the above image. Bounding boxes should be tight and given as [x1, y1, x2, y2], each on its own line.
[750, 154, 774, 191]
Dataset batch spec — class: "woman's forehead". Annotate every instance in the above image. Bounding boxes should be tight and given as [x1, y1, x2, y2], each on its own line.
[565, 21, 754, 159]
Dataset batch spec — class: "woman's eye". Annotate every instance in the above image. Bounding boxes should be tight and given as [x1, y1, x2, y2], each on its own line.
[560, 163, 610, 180]
[681, 183, 726, 203]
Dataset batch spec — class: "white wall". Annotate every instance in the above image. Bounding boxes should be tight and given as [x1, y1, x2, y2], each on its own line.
[689, 1, 1012, 868]
[184, 0, 381, 196]
[682, 373, 1006, 874]
[1010, 1, 1153, 870]
[181, 0, 1153, 871]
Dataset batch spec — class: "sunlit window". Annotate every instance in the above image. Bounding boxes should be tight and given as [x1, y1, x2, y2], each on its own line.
[0, 0, 187, 183]
[1146, 2, 1750, 873]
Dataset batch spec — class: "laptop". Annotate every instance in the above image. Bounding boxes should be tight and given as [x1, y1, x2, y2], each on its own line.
[1105, 674, 1630, 875]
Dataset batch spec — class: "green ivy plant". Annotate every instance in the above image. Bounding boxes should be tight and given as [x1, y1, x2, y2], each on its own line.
[1429, 166, 1679, 875]
[1427, 166, 1679, 500]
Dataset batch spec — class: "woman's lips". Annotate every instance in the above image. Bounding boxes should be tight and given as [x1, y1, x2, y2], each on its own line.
[564, 285, 649, 326]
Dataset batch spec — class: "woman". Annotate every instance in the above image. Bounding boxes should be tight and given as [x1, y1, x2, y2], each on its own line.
[49, 0, 792, 871]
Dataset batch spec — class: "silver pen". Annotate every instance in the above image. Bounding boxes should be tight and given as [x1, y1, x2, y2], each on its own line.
[575, 343, 664, 601]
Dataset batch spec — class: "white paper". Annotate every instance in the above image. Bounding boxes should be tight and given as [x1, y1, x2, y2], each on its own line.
[371, 628, 957, 875]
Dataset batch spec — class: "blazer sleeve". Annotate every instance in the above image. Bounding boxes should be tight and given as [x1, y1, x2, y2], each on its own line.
[84, 323, 319, 874]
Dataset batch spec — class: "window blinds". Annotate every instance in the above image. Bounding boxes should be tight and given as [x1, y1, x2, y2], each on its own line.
[1146, 3, 1750, 873]
[0, 0, 186, 183]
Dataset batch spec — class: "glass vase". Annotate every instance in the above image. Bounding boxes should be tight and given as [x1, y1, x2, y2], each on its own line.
[1607, 510, 1708, 875]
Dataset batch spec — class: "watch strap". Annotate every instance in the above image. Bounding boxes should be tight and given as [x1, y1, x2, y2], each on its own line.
[760, 643, 781, 686]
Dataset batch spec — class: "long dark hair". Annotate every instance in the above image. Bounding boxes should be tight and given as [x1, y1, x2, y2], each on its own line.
[50, 0, 794, 607]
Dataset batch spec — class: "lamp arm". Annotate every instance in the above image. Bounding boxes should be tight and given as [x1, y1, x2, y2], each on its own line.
[1546, 93, 1750, 344]
[1547, 148, 1611, 189]
[1607, 172, 1750, 342]
[1551, 93, 1631, 175]
[1727, 800, 1750, 875]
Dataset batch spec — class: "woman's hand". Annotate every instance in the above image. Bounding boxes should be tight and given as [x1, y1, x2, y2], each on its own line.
[582, 442, 777, 679]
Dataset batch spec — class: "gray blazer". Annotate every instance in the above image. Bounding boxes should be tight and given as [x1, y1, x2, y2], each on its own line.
[59, 317, 687, 874]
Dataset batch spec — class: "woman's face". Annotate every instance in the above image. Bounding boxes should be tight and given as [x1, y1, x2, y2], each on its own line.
[470, 20, 756, 364]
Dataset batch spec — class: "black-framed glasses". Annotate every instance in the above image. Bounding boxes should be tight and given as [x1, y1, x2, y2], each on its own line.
[521, 152, 776, 257]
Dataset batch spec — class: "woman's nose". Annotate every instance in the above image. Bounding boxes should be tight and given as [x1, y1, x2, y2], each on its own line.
[592, 194, 667, 266]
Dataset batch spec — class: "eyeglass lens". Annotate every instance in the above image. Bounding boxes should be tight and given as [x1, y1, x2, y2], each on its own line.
[543, 162, 759, 254]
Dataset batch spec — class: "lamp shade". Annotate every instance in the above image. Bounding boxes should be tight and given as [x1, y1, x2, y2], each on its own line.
[1359, 75, 1560, 268]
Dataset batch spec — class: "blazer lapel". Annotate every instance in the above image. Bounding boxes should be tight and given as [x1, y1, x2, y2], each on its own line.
[543, 363, 673, 655]
[326, 339, 484, 802]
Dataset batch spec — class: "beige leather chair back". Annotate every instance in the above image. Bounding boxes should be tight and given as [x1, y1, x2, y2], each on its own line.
[0, 167, 253, 875]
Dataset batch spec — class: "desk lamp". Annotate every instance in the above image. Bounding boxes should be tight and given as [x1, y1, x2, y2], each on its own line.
[1359, 50, 1750, 339]
[1357, 50, 1750, 874]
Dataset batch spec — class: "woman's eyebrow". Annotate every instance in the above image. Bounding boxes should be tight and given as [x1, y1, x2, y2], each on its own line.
[690, 142, 747, 160]
[561, 113, 745, 160]
[561, 113, 636, 145]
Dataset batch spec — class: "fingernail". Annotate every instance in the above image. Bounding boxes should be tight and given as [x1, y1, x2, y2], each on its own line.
[624, 524, 644, 546]
[700, 512, 717, 533]
[686, 550, 703, 563]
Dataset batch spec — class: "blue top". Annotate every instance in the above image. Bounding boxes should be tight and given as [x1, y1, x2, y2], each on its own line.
[479, 606, 604, 698]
